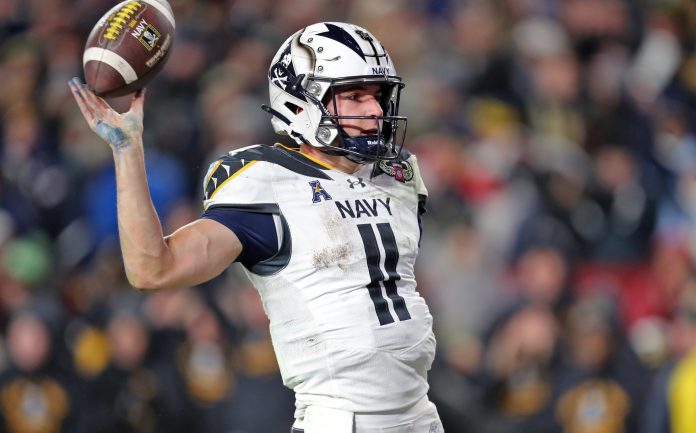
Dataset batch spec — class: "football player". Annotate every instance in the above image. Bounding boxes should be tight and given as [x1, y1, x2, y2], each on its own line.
[69, 22, 443, 433]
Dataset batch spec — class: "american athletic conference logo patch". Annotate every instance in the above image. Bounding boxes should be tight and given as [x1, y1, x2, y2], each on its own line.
[378, 160, 414, 183]
[309, 180, 332, 203]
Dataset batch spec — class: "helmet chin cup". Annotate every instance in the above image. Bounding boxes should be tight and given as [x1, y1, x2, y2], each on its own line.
[312, 113, 406, 163]
[343, 134, 387, 164]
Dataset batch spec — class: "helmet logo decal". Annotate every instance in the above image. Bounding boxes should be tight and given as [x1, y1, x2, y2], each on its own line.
[309, 180, 332, 203]
[269, 42, 307, 103]
[367, 66, 391, 76]
[354, 28, 373, 41]
[347, 24, 388, 67]
[317, 23, 366, 61]
[271, 66, 288, 89]
[280, 52, 292, 68]
[269, 43, 294, 90]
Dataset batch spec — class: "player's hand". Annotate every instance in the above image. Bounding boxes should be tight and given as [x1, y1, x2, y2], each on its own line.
[68, 77, 145, 152]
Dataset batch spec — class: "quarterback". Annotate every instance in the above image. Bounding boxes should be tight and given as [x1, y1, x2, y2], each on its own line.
[69, 22, 443, 433]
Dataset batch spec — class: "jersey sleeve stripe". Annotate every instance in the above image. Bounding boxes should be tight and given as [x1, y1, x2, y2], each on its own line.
[208, 160, 258, 201]
[204, 160, 223, 189]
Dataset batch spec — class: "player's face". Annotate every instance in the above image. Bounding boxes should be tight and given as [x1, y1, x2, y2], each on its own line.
[327, 84, 384, 137]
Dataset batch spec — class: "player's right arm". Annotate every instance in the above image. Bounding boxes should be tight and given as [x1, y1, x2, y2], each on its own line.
[69, 78, 242, 290]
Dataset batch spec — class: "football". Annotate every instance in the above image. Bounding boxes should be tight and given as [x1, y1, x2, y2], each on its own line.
[83, 0, 175, 97]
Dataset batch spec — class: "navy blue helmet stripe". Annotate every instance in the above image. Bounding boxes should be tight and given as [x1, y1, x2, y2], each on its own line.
[317, 23, 366, 61]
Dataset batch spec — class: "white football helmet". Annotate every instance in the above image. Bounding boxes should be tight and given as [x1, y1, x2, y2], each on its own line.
[263, 22, 407, 163]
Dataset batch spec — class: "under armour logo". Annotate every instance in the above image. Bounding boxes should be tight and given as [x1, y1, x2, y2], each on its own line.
[347, 178, 366, 189]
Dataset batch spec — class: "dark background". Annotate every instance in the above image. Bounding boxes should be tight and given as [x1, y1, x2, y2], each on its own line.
[0, 0, 695, 432]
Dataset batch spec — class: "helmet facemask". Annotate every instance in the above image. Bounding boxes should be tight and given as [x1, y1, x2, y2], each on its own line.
[315, 78, 407, 164]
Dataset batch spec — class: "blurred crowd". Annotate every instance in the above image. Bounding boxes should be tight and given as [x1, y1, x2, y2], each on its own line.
[1, 0, 696, 432]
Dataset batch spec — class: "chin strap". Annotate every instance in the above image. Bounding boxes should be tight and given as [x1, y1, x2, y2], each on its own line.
[261, 104, 291, 125]
[319, 146, 349, 157]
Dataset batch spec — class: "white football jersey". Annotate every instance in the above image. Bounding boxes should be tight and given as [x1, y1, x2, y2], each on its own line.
[203, 144, 436, 416]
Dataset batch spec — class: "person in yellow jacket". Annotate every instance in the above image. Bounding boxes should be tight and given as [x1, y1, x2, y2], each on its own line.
[641, 283, 696, 433]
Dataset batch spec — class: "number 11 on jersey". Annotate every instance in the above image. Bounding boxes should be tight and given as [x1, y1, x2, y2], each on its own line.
[357, 223, 412, 326]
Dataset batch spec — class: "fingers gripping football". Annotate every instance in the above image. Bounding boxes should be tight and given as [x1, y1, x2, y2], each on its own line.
[69, 77, 145, 150]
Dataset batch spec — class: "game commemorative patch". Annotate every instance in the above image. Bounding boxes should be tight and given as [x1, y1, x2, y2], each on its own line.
[378, 160, 414, 182]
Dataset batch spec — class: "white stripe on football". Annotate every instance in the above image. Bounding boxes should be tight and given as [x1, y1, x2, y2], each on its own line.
[83, 47, 138, 84]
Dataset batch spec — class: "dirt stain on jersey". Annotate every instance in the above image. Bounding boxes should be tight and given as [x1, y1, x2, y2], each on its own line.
[310, 209, 356, 271]
[312, 244, 351, 271]
[323, 212, 346, 238]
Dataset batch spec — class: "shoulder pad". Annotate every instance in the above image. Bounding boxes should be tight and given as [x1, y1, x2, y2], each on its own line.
[203, 144, 334, 200]
[203, 148, 258, 201]
[411, 154, 428, 197]
[397, 148, 413, 162]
